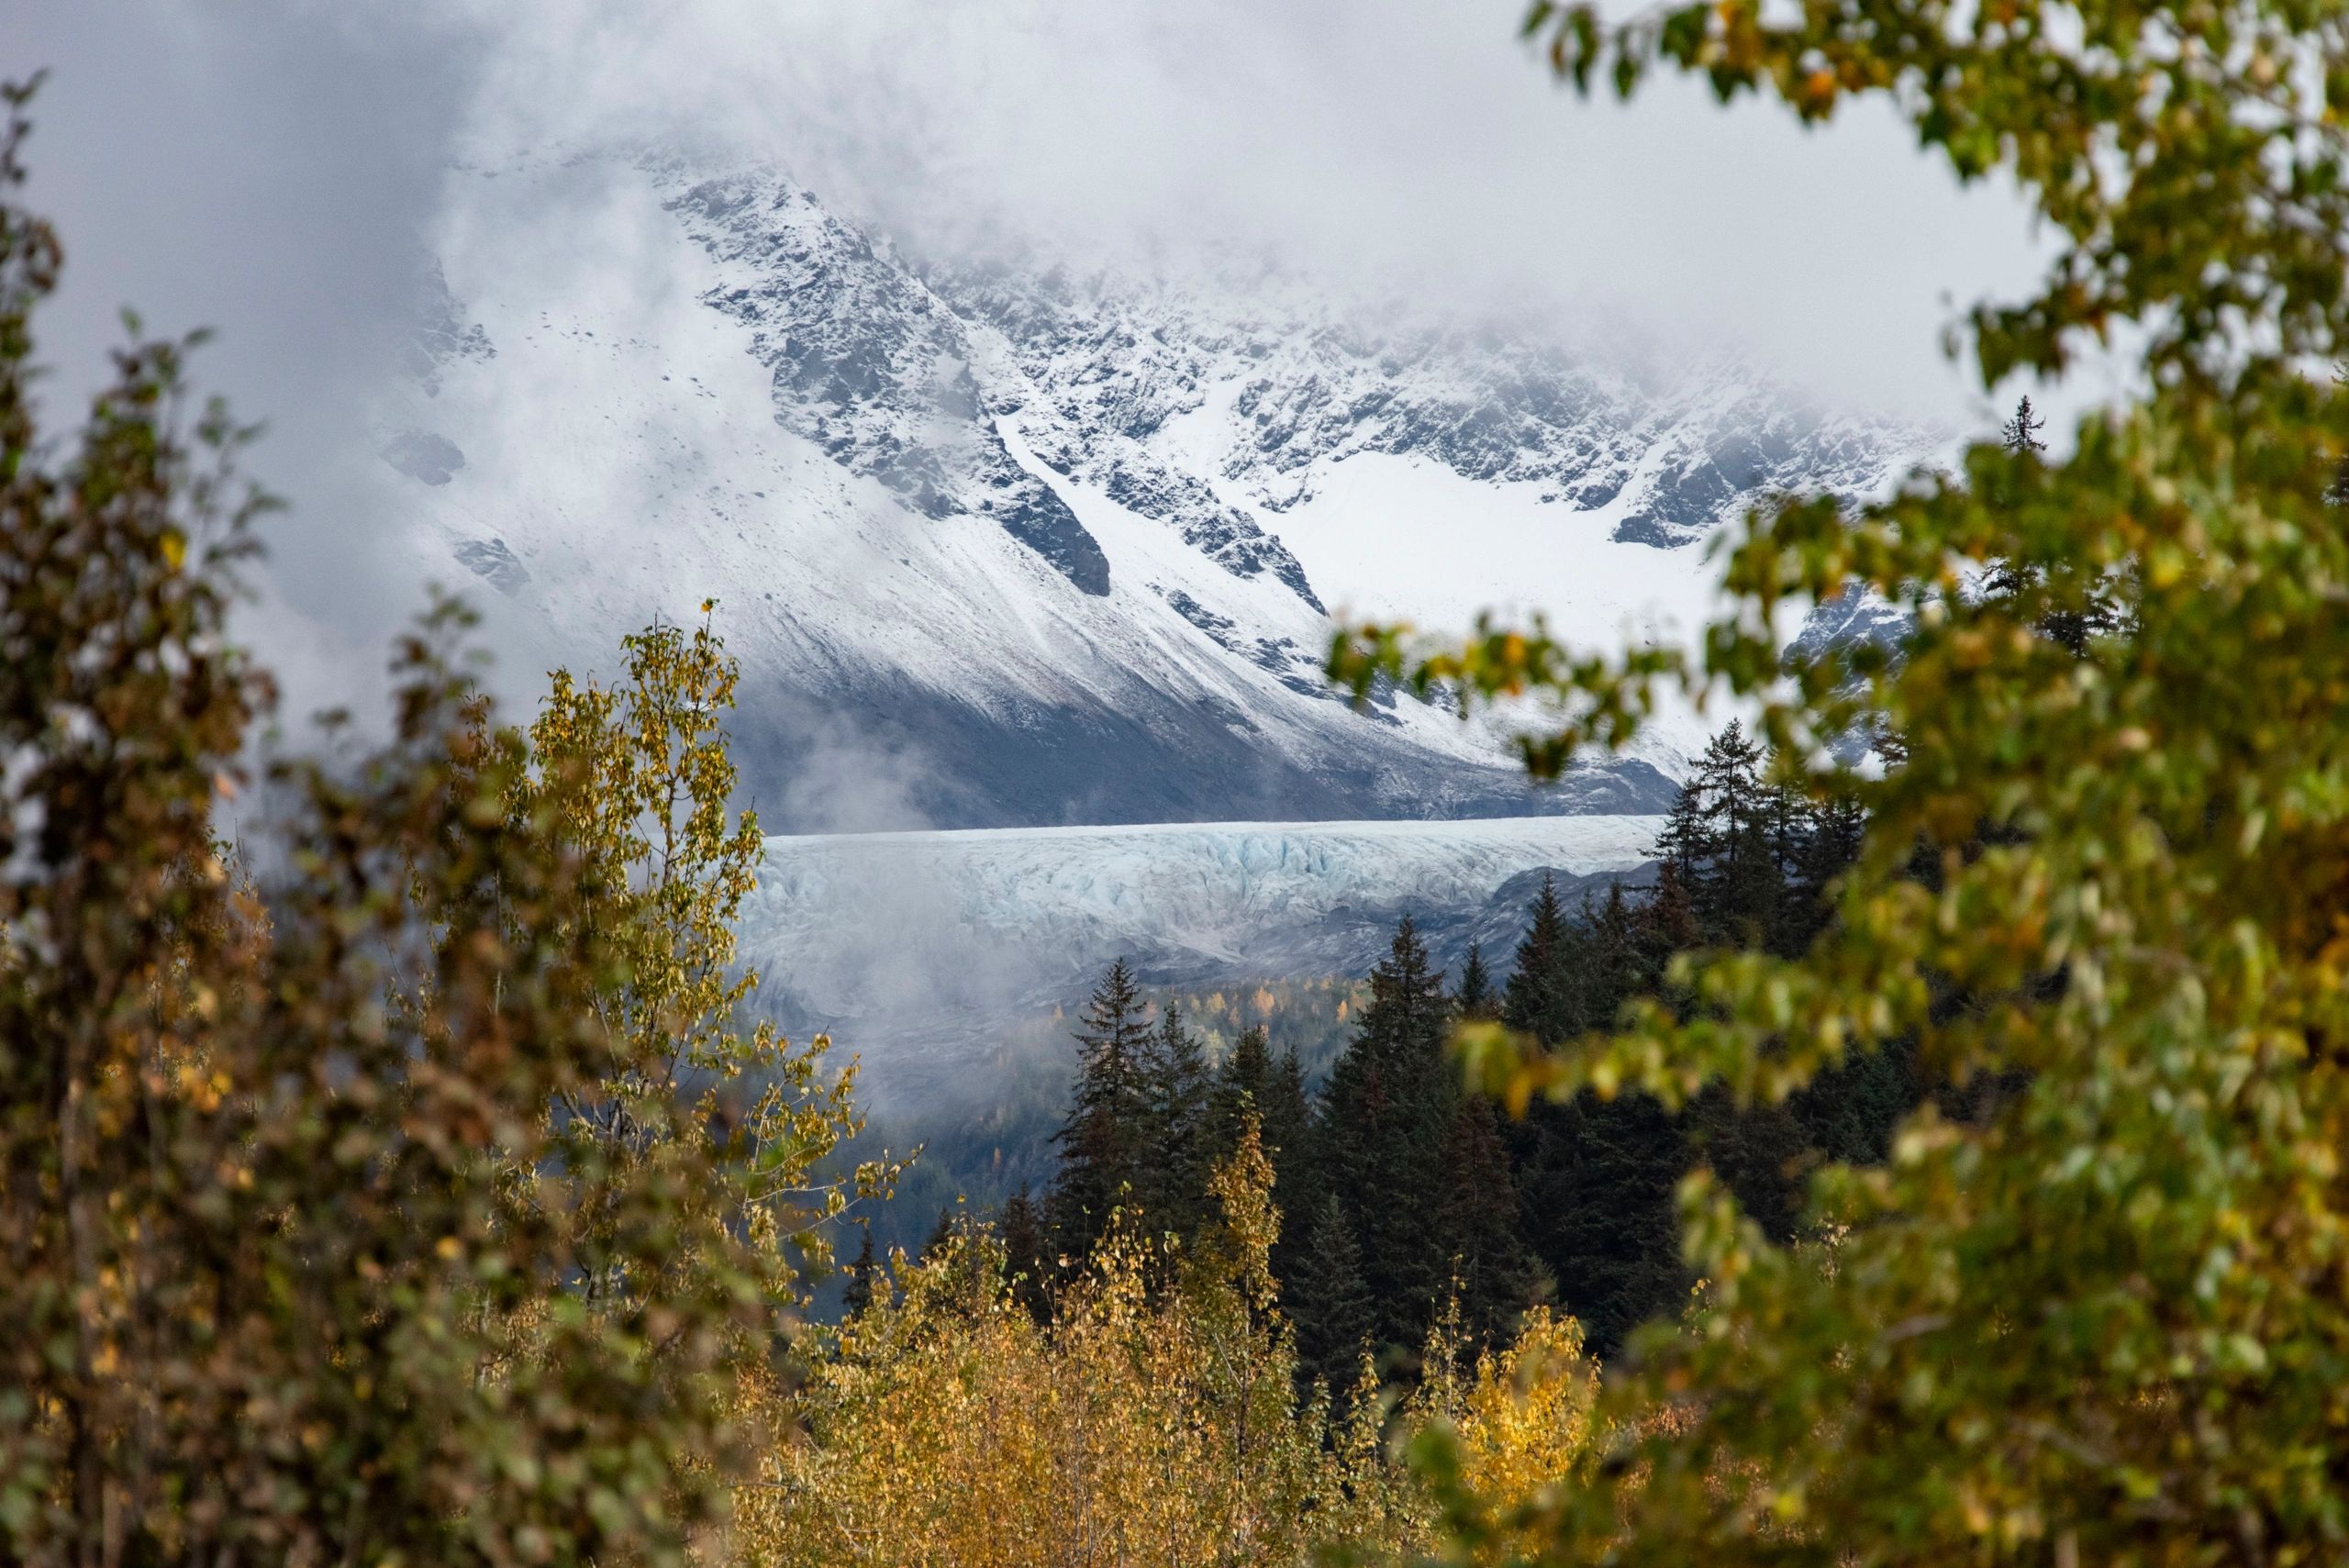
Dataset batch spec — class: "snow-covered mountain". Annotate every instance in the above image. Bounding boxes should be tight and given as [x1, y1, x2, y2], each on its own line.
[373, 153, 1941, 828]
[740, 814, 1663, 1109]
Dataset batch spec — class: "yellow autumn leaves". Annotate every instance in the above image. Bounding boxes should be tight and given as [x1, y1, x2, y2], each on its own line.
[722, 1119, 1602, 1568]
[514, 612, 896, 1301]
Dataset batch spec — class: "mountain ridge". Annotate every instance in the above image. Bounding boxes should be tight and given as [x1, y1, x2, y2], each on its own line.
[374, 152, 1940, 828]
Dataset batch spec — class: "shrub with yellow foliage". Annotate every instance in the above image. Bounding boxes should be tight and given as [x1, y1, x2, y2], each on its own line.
[726, 1118, 1606, 1567]
[1403, 1306, 1601, 1564]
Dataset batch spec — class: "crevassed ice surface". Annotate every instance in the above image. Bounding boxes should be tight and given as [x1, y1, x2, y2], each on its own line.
[740, 814, 1665, 1027]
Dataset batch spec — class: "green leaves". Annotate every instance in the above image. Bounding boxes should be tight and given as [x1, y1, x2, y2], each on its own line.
[0, 82, 840, 1565]
[1318, 6, 2349, 1561]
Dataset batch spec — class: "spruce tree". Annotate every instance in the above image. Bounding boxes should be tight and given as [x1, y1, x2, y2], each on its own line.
[1501, 873, 1578, 1043]
[841, 1226, 877, 1318]
[1135, 1000, 1212, 1242]
[1206, 1023, 1317, 1256]
[1999, 392, 2048, 454]
[1522, 1089, 1690, 1358]
[1987, 395, 2117, 655]
[1760, 773, 1817, 958]
[1497, 871, 1698, 1359]
[1639, 858, 1703, 971]
[1787, 790, 1865, 952]
[996, 1184, 1052, 1324]
[1655, 773, 1712, 884]
[1263, 1042, 1319, 1292]
[1268, 1044, 1311, 1156]
[1688, 720, 1776, 944]
[1686, 1085, 1810, 1246]
[1317, 916, 1459, 1353]
[1454, 941, 1498, 1020]
[1049, 957, 1151, 1265]
[1434, 1095, 1546, 1346]
[1208, 1022, 1271, 1155]
[919, 1205, 957, 1262]
[1213, 1029, 1314, 1208]
[1288, 1193, 1374, 1401]
[1791, 1035, 1920, 1168]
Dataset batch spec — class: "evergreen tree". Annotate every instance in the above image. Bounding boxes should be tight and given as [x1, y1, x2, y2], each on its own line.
[1208, 1023, 1314, 1203]
[1495, 740, 1909, 1355]
[1287, 1193, 1374, 1401]
[1687, 720, 1776, 944]
[1655, 773, 1712, 883]
[1983, 397, 2058, 628]
[1999, 392, 2047, 453]
[919, 1205, 958, 1262]
[1501, 873, 1579, 1043]
[1519, 1090, 1690, 1358]
[1986, 395, 2120, 655]
[1638, 858, 1703, 973]
[1434, 1095, 1547, 1346]
[1049, 957, 1151, 1264]
[1263, 1042, 1319, 1293]
[1208, 1022, 1273, 1158]
[1686, 1085, 1810, 1245]
[1787, 790, 1865, 953]
[1497, 871, 1698, 1360]
[1760, 774, 1818, 957]
[1317, 917, 1459, 1352]
[1268, 1044, 1311, 1162]
[1791, 1035, 1920, 1168]
[841, 1226, 878, 1318]
[1135, 1000, 1213, 1241]
[1453, 941, 1498, 1020]
[996, 1184, 1052, 1324]
[1208, 1025, 1318, 1284]
[1581, 881, 1646, 1024]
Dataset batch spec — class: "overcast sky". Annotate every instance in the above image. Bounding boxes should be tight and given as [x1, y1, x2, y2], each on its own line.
[21, 0, 2079, 407]
[16, 0, 2101, 717]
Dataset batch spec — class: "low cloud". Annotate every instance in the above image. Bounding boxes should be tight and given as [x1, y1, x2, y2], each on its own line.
[17, 0, 2097, 756]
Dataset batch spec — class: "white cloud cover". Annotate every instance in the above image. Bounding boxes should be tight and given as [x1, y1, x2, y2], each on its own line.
[24, 0, 2065, 411]
[15, 0, 2097, 729]
[433, 0, 2055, 419]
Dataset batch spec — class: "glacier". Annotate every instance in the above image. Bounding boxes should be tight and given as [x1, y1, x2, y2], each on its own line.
[739, 814, 1664, 1109]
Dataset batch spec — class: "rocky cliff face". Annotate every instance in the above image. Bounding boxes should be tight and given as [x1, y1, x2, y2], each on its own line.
[373, 153, 1939, 828]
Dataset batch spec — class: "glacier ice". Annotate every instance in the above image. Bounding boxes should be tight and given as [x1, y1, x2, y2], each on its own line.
[739, 814, 1663, 1107]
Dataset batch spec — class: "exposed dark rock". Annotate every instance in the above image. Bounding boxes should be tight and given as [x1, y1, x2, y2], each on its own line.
[382, 429, 465, 486]
[667, 173, 1112, 596]
[453, 536, 529, 595]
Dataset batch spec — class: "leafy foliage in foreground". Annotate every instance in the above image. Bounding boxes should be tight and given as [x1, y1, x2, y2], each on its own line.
[0, 83, 858, 1565]
[743, 1122, 1601, 1568]
[1330, 0, 2349, 1559]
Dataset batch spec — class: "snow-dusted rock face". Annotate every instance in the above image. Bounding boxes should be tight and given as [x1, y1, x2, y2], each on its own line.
[666, 173, 1114, 596]
[930, 262, 1924, 552]
[376, 153, 1940, 828]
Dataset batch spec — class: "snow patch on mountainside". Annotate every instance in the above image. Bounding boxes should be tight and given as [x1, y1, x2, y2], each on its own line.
[369, 151, 1941, 827]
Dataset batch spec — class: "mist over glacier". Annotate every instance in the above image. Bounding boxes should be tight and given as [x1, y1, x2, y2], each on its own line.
[741, 815, 1664, 1110]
